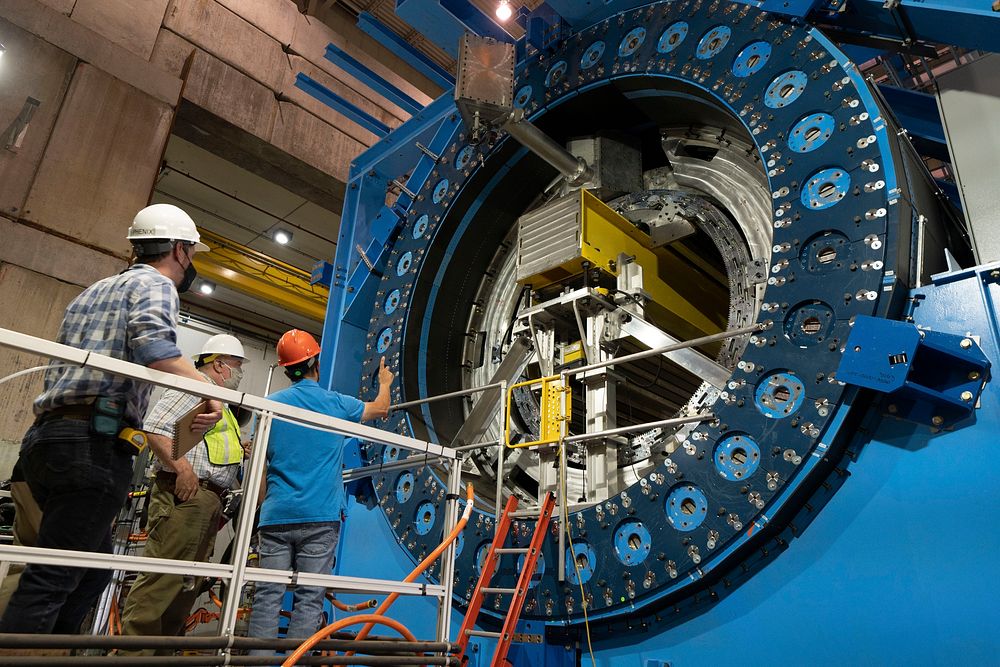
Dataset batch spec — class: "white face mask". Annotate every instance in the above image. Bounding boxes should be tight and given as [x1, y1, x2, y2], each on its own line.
[220, 362, 244, 390]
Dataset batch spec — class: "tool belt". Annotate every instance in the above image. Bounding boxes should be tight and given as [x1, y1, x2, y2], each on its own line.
[37, 404, 148, 457]
[155, 470, 227, 501]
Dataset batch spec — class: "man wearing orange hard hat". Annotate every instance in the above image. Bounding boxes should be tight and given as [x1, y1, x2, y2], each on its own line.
[247, 330, 393, 651]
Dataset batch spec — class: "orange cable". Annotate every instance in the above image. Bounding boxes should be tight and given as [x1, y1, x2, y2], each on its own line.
[280, 613, 418, 666]
[283, 483, 474, 664]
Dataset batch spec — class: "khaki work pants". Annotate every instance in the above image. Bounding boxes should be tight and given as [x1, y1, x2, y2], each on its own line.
[0, 480, 43, 616]
[118, 478, 222, 656]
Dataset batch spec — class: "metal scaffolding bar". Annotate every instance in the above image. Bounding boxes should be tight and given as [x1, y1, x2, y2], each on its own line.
[562, 413, 715, 444]
[0, 633, 453, 653]
[0, 327, 457, 460]
[567, 322, 765, 377]
[391, 382, 503, 411]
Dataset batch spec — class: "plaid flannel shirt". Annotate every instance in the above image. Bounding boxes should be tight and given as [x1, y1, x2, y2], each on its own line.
[33, 264, 183, 428]
[145, 374, 241, 490]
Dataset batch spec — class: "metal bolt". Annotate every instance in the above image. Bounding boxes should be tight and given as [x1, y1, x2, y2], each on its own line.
[961, 390, 974, 402]
[887, 404, 897, 414]
[960, 338, 972, 349]
[969, 371, 981, 380]
[931, 415, 944, 426]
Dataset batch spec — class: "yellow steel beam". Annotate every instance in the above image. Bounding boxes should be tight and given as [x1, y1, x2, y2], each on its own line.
[193, 229, 329, 322]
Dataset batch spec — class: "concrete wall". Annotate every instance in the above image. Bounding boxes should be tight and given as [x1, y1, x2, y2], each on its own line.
[0, 0, 444, 471]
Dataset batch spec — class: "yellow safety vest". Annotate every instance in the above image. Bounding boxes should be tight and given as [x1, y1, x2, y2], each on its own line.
[204, 407, 243, 466]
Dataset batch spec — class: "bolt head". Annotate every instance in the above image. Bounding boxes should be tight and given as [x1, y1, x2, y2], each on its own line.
[961, 390, 974, 402]
[960, 338, 973, 349]
[931, 415, 944, 426]
[887, 404, 898, 414]
[969, 371, 981, 380]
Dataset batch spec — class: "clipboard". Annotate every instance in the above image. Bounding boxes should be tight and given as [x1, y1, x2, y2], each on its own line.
[171, 400, 209, 460]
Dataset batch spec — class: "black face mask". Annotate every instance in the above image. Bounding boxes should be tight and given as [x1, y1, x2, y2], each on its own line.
[177, 257, 198, 294]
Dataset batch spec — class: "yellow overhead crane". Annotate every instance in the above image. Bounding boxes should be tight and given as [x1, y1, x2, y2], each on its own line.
[192, 229, 329, 323]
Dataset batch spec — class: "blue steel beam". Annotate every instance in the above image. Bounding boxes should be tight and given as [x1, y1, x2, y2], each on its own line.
[877, 84, 950, 162]
[812, 0, 1000, 54]
[356, 12, 455, 90]
[324, 44, 424, 115]
[293, 73, 390, 138]
[395, 0, 512, 58]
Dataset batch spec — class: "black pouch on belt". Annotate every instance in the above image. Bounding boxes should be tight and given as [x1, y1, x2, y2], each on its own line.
[91, 396, 125, 438]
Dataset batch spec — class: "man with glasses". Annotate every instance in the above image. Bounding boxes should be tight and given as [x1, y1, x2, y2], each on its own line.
[117, 334, 249, 654]
[0, 204, 223, 635]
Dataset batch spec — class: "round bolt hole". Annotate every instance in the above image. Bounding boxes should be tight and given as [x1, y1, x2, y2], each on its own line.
[731, 448, 748, 465]
[680, 499, 697, 515]
[780, 84, 796, 98]
[628, 533, 643, 550]
[818, 181, 838, 199]
[804, 126, 822, 141]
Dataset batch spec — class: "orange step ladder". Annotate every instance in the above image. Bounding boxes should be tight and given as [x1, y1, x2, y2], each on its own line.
[456, 491, 556, 666]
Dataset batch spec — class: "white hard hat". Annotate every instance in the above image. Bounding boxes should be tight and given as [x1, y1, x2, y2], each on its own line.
[195, 334, 246, 361]
[127, 204, 210, 252]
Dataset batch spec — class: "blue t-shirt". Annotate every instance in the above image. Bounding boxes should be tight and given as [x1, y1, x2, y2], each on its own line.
[259, 379, 365, 528]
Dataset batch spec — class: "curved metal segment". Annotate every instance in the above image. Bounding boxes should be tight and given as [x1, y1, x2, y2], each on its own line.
[351, 0, 919, 630]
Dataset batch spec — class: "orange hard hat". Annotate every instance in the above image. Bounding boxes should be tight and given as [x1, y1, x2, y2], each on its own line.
[277, 330, 320, 366]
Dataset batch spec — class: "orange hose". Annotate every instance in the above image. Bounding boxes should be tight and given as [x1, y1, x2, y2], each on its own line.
[280, 613, 418, 666]
[327, 593, 378, 612]
[209, 588, 224, 609]
[284, 483, 475, 664]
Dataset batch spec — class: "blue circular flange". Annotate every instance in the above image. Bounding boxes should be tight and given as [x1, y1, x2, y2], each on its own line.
[454, 145, 475, 170]
[731, 40, 771, 77]
[545, 60, 568, 87]
[383, 444, 400, 462]
[565, 542, 597, 585]
[395, 471, 414, 503]
[788, 112, 835, 153]
[783, 300, 836, 347]
[384, 289, 401, 315]
[764, 70, 808, 109]
[800, 230, 851, 273]
[432, 179, 449, 204]
[396, 251, 413, 276]
[376, 327, 392, 353]
[412, 214, 429, 239]
[665, 484, 708, 532]
[581, 41, 605, 69]
[455, 529, 465, 557]
[714, 434, 762, 481]
[618, 27, 646, 57]
[475, 541, 498, 577]
[517, 552, 546, 588]
[657, 21, 688, 53]
[613, 519, 652, 566]
[695, 25, 731, 60]
[414, 501, 436, 536]
[801, 167, 850, 210]
[755, 371, 806, 419]
[514, 84, 533, 108]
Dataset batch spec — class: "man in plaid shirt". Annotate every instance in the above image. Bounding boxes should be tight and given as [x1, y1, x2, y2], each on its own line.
[0, 204, 223, 635]
[118, 335, 249, 653]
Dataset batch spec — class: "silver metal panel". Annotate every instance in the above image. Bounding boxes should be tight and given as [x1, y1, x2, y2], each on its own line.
[936, 54, 1000, 263]
[515, 194, 581, 281]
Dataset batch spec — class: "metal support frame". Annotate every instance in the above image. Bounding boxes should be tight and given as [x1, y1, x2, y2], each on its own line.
[0, 326, 458, 658]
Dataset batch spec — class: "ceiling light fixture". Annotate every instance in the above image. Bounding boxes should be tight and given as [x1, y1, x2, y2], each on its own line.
[496, 0, 512, 22]
[273, 228, 292, 245]
[198, 281, 216, 295]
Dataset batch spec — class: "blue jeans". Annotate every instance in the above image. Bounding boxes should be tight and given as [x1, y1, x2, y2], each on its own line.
[0, 419, 134, 633]
[247, 521, 340, 655]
